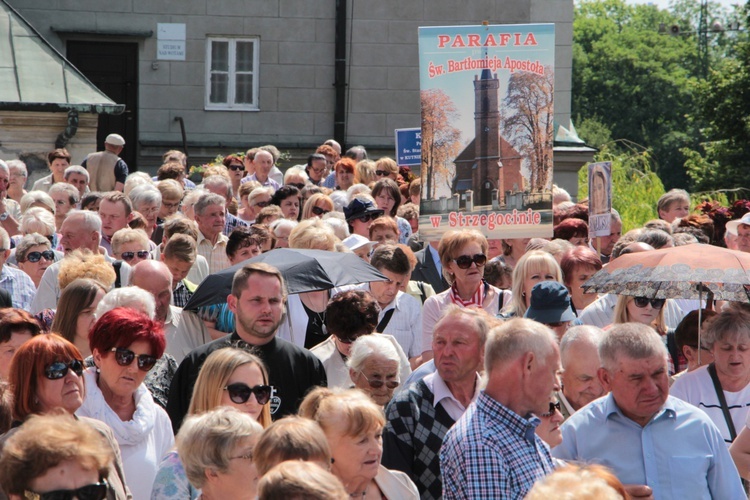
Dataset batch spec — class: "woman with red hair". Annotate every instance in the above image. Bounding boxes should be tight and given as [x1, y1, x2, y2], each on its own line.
[76, 307, 172, 500]
[334, 157, 357, 191]
[560, 246, 603, 314]
[553, 218, 590, 246]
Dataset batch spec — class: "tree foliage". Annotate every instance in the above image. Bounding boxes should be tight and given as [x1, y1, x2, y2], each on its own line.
[420, 89, 462, 199]
[502, 68, 554, 192]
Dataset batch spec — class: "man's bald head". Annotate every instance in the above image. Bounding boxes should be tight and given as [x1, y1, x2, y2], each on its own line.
[130, 260, 172, 321]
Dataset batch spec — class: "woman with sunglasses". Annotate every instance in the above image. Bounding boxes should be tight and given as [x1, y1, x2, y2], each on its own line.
[111, 228, 152, 266]
[15, 233, 54, 288]
[152, 347, 271, 500]
[371, 179, 412, 244]
[347, 335, 401, 407]
[4, 334, 130, 499]
[269, 185, 301, 221]
[301, 193, 335, 220]
[534, 398, 565, 449]
[243, 187, 274, 224]
[421, 230, 508, 361]
[77, 308, 172, 500]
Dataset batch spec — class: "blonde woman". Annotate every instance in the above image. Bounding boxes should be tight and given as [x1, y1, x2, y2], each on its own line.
[501, 250, 563, 318]
[152, 347, 272, 499]
[301, 193, 335, 220]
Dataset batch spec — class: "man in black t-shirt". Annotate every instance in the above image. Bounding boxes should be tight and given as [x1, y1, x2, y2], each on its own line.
[166, 262, 327, 432]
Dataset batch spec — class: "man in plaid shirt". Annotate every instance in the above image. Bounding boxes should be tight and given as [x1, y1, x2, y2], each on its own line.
[440, 318, 561, 499]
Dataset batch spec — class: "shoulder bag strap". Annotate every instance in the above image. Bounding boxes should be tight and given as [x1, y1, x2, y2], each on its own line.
[376, 309, 396, 333]
[708, 362, 738, 441]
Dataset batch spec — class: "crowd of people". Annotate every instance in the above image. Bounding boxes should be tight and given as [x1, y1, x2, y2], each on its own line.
[0, 135, 749, 499]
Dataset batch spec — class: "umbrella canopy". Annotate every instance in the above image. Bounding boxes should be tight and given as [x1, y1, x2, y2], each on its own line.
[582, 243, 750, 302]
[184, 248, 388, 310]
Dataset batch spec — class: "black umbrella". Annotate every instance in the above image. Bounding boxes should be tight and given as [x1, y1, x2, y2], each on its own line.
[184, 248, 388, 310]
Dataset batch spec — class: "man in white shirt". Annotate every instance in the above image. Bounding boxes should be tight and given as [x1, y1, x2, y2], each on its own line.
[194, 193, 230, 273]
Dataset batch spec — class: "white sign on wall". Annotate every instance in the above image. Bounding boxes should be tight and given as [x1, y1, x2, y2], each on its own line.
[157, 23, 186, 61]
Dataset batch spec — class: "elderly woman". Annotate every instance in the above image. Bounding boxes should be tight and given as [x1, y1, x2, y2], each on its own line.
[6, 159, 27, 203]
[560, 246, 603, 314]
[112, 227, 151, 265]
[51, 278, 107, 358]
[177, 408, 264, 500]
[673, 308, 750, 445]
[347, 335, 401, 407]
[334, 157, 357, 192]
[501, 250, 563, 319]
[0, 415, 114, 500]
[270, 185, 301, 221]
[344, 198, 384, 238]
[535, 398, 565, 448]
[283, 165, 309, 190]
[372, 179, 412, 244]
[180, 188, 207, 221]
[129, 185, 162, 238]
[243, 186, 274, 224]
[270, 219, 297, 249]
[354, 160, 378, 186]
[0, 308, 42, 380]
[258, 461, 348, 500]
[19, 191, 56, 215]
[374, 157, 399, 182]
[5, 334, 130, 498]
[300, 388, 419, 499]
[657, 188, 690, 223]
[152, 348, 272, 500]
[236, 182, 258, 221]
[301, 193, 335, 220]
[76, 308, 173, 500]
[15, 233, 54, 287]
[49, 182, 80, 231]
[157, 179, 184, 221]
[553, 218, 589, 246]
[422, 230, 508, 361]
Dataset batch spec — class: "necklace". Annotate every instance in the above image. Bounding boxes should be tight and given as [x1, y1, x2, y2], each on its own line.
[348, 486, 367, 498]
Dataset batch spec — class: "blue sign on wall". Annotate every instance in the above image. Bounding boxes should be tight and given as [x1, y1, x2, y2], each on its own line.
[395, 128, 422, 166]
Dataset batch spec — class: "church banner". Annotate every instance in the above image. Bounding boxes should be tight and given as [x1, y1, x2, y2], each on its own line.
[417, 24, 555, 241]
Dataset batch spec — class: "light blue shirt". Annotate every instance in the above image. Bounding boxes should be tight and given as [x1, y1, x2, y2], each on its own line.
[552, 393, 744, 500]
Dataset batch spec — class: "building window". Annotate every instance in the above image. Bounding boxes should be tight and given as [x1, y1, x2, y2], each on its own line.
[205, 37, 259, 110]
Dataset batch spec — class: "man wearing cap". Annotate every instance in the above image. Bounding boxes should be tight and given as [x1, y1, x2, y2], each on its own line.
[81, 133, 129, 192]
[524, 281, 578, 340]
[726, 214, 750, 253]
[344, 198, 384, 238]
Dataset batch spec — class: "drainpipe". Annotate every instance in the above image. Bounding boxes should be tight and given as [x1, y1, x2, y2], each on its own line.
[333, 0, 347, 146]
[55, 110, 79, 149]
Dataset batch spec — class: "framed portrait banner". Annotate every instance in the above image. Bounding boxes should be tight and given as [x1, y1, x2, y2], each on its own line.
[588, 161, 612, 237]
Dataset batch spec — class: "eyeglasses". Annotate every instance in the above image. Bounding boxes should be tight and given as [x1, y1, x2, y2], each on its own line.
[109, 347, 158, 372]
[541, 401, 561, 417]
[44, 359, 84, 380]
[633, 297, 666, 309]
[230, 451, 254, 461]
[375, 170, 390, 177]
[310, 166, 326, 174]
[24, 480, 108, 500]
[228, 164, 245, 171]
[358, 371, 400, 389]
[224, 382, 272, 405]
[311, 206, 330, 216]
[453, 253, 487, 269]
[253, 201, 270, 208]
[24, 250, 55, 263]
[289, 182, 306, 190]
[120, 250, 151, 262]
[162, 201, 181, 210]
[354, 213, 381, 224]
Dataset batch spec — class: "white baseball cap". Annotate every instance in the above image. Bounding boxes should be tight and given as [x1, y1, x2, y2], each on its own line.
[105, 133, 125, 146]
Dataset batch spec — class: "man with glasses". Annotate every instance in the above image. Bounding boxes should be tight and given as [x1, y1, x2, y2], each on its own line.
[167, 263, 327, 431]
[383, 306, 487, 499]
[305, 153, 328, 186]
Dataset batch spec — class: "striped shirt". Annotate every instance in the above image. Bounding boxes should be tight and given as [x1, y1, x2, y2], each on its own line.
[196, 231, 230, 274]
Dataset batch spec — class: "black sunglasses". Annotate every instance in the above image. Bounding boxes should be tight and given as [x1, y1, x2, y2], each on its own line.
[453, 253, 487, 269]
[224, 382, 272, 405]
[633, 297, 665, 309]
[44, 359, 84, 380]
[358, 371, 399, 389]
[26, 481, 108, 500]
[375, 170, 390, 176]
[24, 250, 55, 263]
[254, 201, 270, 208]
[109, 347, 158, 371]
[120, 250, 150, 262]
[289, 182, 306, 190]
[311, 206, 330, 216]
[355, 213, 381, 224]
[228, 164, 245, 171]
[541, 401, 561, 417]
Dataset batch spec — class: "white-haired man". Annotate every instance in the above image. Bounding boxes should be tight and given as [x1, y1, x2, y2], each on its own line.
[557, 325, 606, 419]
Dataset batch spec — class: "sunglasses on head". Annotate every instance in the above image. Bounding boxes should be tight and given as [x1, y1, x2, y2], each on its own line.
[254, 201, 270, 208]
[355, 213, 381, 224]
[224, 382, 272, 405]
[24, 250, 55, 263]
[633, 297, 665, 309]
[375, 170, 390, 177]
[109, 347, 158, 371]
[228, 164, 245, 171]
[453, 253, 487, 269]
[120, 250, 150, 262]
[541, 401, 561, 417]
[311, 206, 330, 216]
[358, 371, 400, 389]
[24, 480, 108, 500]
[44, 359, 84, 380]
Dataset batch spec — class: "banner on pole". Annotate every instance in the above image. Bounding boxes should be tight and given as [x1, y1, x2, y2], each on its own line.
[588, 161, 612, 237]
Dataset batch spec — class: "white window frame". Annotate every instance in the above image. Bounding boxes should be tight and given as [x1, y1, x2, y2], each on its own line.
[204, 36, 260, 111]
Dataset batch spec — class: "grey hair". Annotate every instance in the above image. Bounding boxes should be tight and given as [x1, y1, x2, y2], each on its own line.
[702, 308, 750, 348]
[15, 233, 51, 262]
[0, 160, 8, 175]
[321, 215, 349, 241]
[484, 318, 557, 373]
[346, 335, 401, 377]
[346, 184, 371, 203]
[203, 174, 232, 199]
[6, 159, 27, 177]
[599, 323, 667, 372]
[66, 210, 102, 234]
[270, 218, 298, 235]
[434, 304, 490, 346]
[194, 193, 226, 216]
[64, 165, 89, 182]
[49, 182, 80, 204]
[95, 286, 156, 320]
[123, 171, 154, 197]
[129, 184, 162, 208]
[182, 188, 208, 210]
[560, 326, 604, 367]
[19, 207, 56, 236]
[0, 227, 10, 250]
[283, 165, 309, 183]
[329, 190, 349, 213]
[178, 407, 264, 488]
[20, 191, 55, 214]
